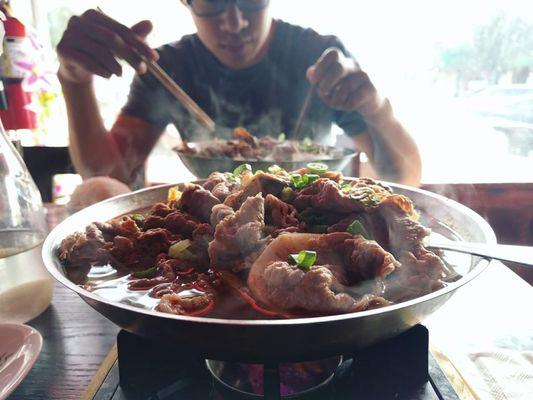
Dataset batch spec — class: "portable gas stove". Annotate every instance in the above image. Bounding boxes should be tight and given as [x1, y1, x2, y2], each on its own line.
[90, 324, 458, 399]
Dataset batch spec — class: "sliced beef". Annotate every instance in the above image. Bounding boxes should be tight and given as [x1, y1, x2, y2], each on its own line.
[202, 172, 240, 201]
[59, 222, 109, 267]
[164, 210, 200, 238]
[292, 179, 366, 213]
[375, 195, 431, 253]
[264, 194, 299, 229]
[224, 172, 288, 210]
[210, 204, 235, 227]
[257, 261, 391, 314]
[208, 194, 268, 272]
[178, 183, 220, 222]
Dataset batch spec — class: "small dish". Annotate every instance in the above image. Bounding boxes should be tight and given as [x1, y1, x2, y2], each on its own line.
[0, 323, 42, 400]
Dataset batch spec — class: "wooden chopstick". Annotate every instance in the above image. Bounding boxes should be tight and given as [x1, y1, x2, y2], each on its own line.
[96, 7, 215, 132]
[293, 85, 314, 139]
[136, 52, 216, 132]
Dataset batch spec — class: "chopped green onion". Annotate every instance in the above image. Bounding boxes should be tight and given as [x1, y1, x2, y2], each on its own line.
[280, 187, 294, 202]
[306, 174, 319, 184]
[306, 162, 328, 176]
[290, 173, 319, 189]
[278, 132, 286, 142]
[176, 249, 195, 261]
[130, 213, 144, 227]
[342, 184, 352, 192]
[133, 267, 157, 279]
[268, 164, 283, 174]
[290, 174, 304, 188]
[346, 220, 370, 239]
[169, 239, 192, 259]
[288, 250, 317, 270]
[233, 163, 252, 177]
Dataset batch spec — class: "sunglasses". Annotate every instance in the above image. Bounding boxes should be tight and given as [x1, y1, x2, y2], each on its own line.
[186, 0, 270, 17]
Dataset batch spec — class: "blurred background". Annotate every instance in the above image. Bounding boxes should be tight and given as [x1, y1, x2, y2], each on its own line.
[2, 0, 533, 203]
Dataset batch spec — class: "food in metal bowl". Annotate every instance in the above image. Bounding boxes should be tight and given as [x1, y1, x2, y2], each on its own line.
[58, 164, 451, 319]
[178, 127, 344, 162]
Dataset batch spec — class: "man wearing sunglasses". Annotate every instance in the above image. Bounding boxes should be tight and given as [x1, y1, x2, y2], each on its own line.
[57, 0, 421, 197]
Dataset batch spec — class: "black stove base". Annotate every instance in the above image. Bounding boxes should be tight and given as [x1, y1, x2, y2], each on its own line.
[92, 325, 459, 400]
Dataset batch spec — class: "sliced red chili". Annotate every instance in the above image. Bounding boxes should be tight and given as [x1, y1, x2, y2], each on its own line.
[185, 297, 215, 317]
[237, 289, 280, 317]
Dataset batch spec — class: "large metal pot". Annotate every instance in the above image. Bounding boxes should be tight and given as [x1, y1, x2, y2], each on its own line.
[42, 182, 495, 363]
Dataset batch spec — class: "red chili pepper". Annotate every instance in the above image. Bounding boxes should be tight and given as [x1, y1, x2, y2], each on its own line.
[185, 297, 215, 317]
[237, 290, 280, 317]
[175, 267, 195, 275]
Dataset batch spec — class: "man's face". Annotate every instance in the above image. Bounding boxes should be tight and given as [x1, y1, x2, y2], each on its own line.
[186, 1, 273, 70]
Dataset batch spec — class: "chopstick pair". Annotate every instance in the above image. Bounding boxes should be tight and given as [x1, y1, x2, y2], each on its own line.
[96, 7, 215, 132]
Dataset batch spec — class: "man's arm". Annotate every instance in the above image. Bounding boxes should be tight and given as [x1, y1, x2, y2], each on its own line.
[351, 100, 421, 186]
[56, 9, 160, 185]
[307, 48, 422, 186]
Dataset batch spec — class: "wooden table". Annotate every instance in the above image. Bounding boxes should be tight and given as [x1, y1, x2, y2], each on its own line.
[8, 206, 533, 399]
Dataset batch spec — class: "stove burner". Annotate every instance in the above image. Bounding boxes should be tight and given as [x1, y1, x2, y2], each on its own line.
[90, 324, 460, 399]
[206, 356, 343, 398]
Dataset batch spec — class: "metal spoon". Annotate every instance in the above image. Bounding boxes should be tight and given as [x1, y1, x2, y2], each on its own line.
[427, 240, 533, 267]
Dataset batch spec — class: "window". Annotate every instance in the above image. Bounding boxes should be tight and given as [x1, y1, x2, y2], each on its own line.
[13, 0, 533, 184]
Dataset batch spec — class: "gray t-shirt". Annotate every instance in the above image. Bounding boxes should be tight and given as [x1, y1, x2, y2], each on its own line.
[121, 20, 367, 143]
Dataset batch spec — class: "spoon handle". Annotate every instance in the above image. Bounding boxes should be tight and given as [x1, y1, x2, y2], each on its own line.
[427, 241, 533, 267]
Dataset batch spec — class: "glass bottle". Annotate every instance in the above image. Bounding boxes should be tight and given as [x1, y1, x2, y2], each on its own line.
[0, 117, 53, 323]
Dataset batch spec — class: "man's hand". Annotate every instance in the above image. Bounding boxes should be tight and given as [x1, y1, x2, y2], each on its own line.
[56, 9, 158, 83]
[307, 48, 386, 119]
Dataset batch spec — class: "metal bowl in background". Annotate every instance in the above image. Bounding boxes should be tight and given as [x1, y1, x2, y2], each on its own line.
[41, 182, 495, 363]
[175, 142, 359, 178]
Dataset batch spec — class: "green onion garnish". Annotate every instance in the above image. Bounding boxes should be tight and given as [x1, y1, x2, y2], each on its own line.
[278, 132, 286, 142]
[132, 266, 157, 279]
[130, 213, 144, 227]
[306, 162, 328, 176]
[288, 250, 317, 270]
[290, 173, 319, 189]
[280, 187, 294, 202]
[268, 164, 283, 174]
[233, 163, 252, 177]
[169, 239, 192, 259]
[346, 220, 370, 239]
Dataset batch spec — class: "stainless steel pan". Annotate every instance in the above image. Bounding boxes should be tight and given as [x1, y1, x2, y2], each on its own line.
[175, 142, 358, 179]
[42, 182, 495, 363]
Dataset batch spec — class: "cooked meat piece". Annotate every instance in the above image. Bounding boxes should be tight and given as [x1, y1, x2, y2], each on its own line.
[264, 194, 299, 229]
[375, 195, 431, 253]
[224, 172, 288, 210]
[258, 135, 278, 150]
[292, 179, 366, 213]
[398, 245, 446, 281]
[109, 216, 140, 238]
[210, 204, 235, 226]
[248, 232, 397, 314]
[164, 210, 200, 238]
[256, 261, 391, 314]
[341, 236, 399, 285]
[143, 215, 165, 230]
[272, 142, 298, 162]
[234, 126, 258, 147]
[208, 194, 268, 271]
[59, 223, 109, 266]
[149, 202, 175, 218]
[203, 172, 241, 201]
[92, 221, 115, 242]
[135, 228, 171, 257]
[178, 183, 221, 222]
[156, 292, 213, 315]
